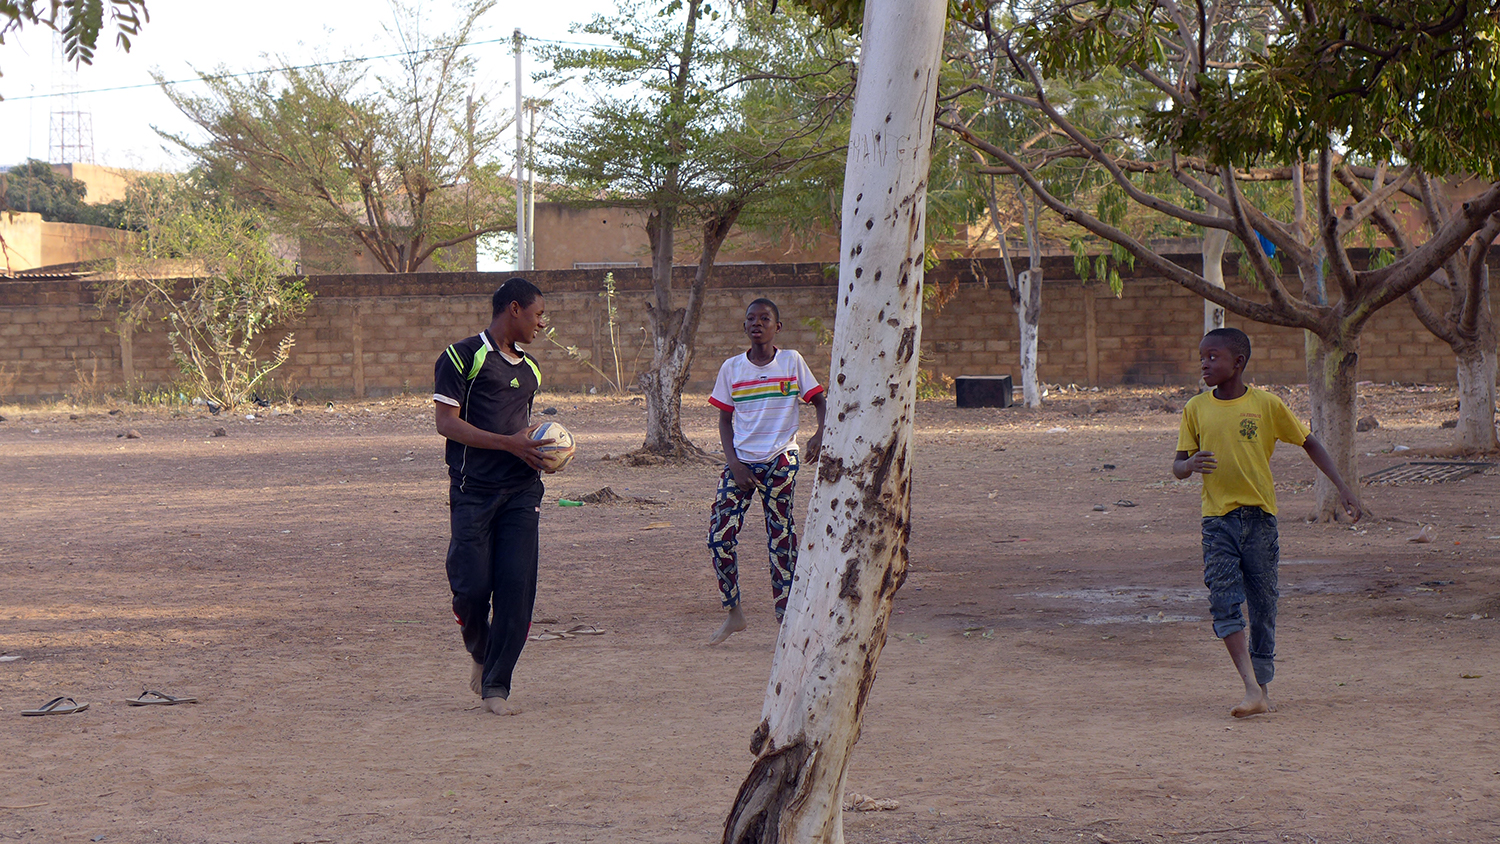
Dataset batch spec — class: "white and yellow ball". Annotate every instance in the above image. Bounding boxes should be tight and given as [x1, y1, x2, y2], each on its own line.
[531, 421, 576, 473]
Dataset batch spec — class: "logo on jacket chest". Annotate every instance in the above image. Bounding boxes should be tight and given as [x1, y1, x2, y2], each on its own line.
[1239, 418, 1259, 440]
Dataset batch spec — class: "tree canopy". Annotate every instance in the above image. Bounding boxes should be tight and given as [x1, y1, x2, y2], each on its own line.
[160, 0, 514, 273]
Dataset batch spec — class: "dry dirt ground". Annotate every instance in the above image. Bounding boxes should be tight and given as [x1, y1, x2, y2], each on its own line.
[2, 384, 1497, 844]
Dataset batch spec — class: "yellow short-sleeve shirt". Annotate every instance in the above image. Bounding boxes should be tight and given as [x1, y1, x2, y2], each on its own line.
[1176, 386, 1311, 517]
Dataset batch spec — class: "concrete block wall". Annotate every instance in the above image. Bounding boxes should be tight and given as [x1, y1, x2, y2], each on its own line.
[0, 255, 1487, 403]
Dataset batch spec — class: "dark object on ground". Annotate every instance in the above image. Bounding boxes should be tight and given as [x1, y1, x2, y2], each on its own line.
[22, 696, 88, 716]
[125, 429, 142, 439]
[1362, 461, 1495, 485]
[1440, 419, 1458, 429]
[125, 689, 198, 706]
[211, 427, 227, 437]
[1356, 415, 1379, 432]
[1147, 397, 1179, 413]
[580, 487, 625, 504]
[955, 375, 1013, 408]
[109, 409, 122, 416]
[542, 406, 559, 415]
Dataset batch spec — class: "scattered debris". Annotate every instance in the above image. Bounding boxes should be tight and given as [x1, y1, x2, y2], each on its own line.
[1440, 419, 1458, 429]
[1093, 504, 1108, 512]
[641, 521, 673, 531]
[1046, 426, 1068, 434]
[843, 793, 900, 812]
[1408, 525, 1436, 543]
[580, 487, 625, 505]
[211, 427, 227, 438]
[542, 406, 559, 415]
[1363, 461, 1494, 485]
[124, 429, 142, 439]
[1356, 415, 1379, 432]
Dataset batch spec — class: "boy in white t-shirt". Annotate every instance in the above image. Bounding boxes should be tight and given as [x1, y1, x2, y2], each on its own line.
[705, 298, 827, 645]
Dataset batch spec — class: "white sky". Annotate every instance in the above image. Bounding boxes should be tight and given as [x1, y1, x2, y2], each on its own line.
[0, 0, 616, 171]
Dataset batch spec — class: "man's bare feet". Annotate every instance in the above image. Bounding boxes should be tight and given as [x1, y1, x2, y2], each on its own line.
[708, 605, 747, 646]
[482, 697, 520, 716]
[469, 661, 483, 696]
[1231, 689, 1271, 718]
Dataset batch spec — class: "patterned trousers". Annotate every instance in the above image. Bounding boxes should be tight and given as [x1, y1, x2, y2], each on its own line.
[707, 450, 799, 619]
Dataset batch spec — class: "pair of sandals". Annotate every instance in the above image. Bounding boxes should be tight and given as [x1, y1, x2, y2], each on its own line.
[21, 689, 197, 716]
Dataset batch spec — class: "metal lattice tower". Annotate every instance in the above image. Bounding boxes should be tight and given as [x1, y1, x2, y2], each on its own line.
[47, 34, 95, 164]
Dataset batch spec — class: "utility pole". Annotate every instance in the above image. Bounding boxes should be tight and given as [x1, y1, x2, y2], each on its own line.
[513, 28, 527, 271]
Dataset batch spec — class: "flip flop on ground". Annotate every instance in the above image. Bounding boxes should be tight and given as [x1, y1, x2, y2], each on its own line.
[22, 696, 89, 716]
[125, 690, 198, 706]
[528, 630, 572, 641]
[565, 624, 606, 635]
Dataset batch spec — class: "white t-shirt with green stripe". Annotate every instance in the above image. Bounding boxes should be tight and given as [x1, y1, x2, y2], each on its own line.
[708, 349, 824, 463]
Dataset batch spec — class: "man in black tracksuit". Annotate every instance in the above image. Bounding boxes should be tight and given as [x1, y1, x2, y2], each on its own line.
[433, 277, 552, 716]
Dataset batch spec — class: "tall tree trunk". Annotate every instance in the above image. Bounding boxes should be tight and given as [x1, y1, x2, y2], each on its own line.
[1304, 329, 1361, 521]
[722, 2, 947, 842]
[636, 0, 703, 458]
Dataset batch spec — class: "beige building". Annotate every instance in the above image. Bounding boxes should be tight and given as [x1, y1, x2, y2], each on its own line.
[49, 163, 148, 205]
[0, 211, 133, 274]
[531, 202, 841, 270]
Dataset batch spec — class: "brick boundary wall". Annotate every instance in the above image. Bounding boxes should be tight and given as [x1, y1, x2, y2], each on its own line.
[0, 252, 1488, 402]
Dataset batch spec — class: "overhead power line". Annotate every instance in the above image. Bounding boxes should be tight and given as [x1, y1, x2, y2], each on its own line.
[0, 34, 615, 103]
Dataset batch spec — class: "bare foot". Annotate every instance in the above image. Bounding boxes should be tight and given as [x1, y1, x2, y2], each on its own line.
[708, 606, 747, 646]
[482, 697, 520, 716]
[1231, 690, 1270, 718]
[469, 661, 483, 696]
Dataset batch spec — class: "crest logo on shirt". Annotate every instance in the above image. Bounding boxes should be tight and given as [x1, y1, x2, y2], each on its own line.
[1240, 418, 1258, 440]
[780, 379, 793, 395]
[509, 377, 520, 388]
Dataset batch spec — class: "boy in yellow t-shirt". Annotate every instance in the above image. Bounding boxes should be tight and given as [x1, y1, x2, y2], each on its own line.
[1174, 328, 1362, 718]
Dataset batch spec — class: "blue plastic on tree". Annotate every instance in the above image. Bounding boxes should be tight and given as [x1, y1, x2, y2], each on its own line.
[1254, 230, 1276, 258]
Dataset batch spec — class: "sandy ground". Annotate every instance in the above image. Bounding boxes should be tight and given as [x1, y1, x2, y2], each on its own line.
[1, 384, 1497, 844]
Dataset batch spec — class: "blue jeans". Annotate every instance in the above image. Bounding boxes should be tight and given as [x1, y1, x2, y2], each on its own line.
[1202, 506, 1279, 685]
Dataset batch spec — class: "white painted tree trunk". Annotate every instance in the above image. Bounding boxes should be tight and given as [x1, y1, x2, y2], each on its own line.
[722, 2, 947, 842]
[1202, 229, 1228, 336]
[1017, 267, 1041, 407]
[1455, 345, 1499, 451]
[1305, 331, 1362, 522]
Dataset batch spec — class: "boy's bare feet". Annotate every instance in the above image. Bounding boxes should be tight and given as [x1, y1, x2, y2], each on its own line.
[469, 661, 483, 696]
[708, 605, 747, 645]
[1231, 689, 1271, 718]
[482, 697, 520, 716]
